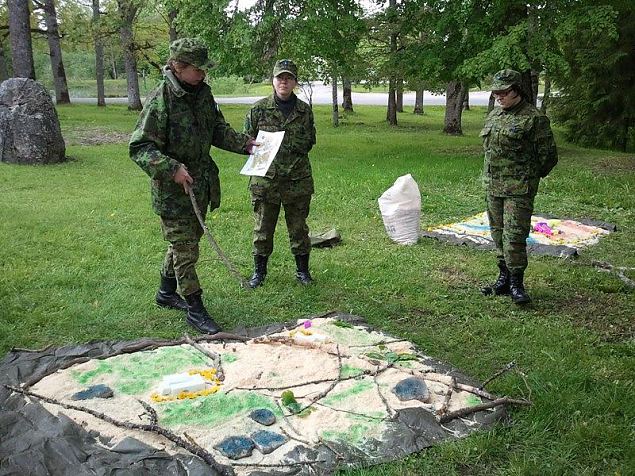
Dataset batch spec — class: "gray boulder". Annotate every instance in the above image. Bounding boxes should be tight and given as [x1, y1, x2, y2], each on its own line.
[0, 78, 66, 164]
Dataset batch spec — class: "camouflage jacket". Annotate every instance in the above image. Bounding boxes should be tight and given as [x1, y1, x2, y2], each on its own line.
[129, 66, 250, 218]
[480, 100, 558, 197]
[244, 94, 316, 190]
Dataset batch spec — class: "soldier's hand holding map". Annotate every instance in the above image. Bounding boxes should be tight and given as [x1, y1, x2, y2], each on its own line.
[240, 130, 285, 176]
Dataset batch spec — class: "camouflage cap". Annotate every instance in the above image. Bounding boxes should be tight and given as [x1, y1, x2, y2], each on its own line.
[490, 69, 521, 91]
[273, 59, 298, 79]
[169, 38, 214, 69]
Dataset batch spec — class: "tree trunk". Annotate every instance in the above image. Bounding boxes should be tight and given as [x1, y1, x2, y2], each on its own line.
[488, 93, 495, 113]
[168, 8, 178, 42]
[386, 77, 397, 125]
[540, 75, 551, 114]
[43, 0, 70, 104]
[8, 0, 35, 79]
[0, 41, 10, 81]
[386, 0, 397, 126]
[396, 78, 403, 112]
[92, 0, 106, 107]
[342, 77, 353, 112]
[111, 53, 118, 79]
[117, 0, 142, 110]
[462, 92, 469, 110]
[520, 69, 538, 106]
[443, 80, 467, 135]
[331, 75, 339, 127]
[413, 88, 424, 115]
[526, 3, 540, 107]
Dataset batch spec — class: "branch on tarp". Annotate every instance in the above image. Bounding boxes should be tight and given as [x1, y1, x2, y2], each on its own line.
[138, 400, 158, 426]
[436, 376, 456, 417]
[438, 397, 531, 423]
[314, 401, 388, 421]
[374, 368, 395, 419]
[4, 385, 235, 476]
[234, 363, 391, 393]
[184, 334, 225, 381]
[406, 370, 499, 401]
[294, 344, 343, 414]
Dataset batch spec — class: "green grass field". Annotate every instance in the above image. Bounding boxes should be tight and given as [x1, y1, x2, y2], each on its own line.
[1, 104, 633, 474]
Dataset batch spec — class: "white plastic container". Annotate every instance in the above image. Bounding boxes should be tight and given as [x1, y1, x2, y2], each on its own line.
[157, 373, 206, 396]
[378, 174, 421, 245]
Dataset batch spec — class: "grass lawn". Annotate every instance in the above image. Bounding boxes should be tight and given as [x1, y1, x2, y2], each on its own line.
[1, 103, 633, 474]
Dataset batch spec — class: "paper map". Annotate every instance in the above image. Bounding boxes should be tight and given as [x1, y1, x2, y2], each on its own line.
[240, 130, 285, 177]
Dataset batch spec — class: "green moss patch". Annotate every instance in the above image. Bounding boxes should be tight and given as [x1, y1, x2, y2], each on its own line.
[71, 346, 208, 395]
[159, 391, 281, 427]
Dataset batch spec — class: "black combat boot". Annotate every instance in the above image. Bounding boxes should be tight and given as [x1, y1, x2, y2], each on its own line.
[509, 272, 531, 305]
[184, 290, 221, 334]
[295, 254, 313, 285]
[481, 260, 510, 296]
[155, 275, 188, 311]
[248, 255, 268, 288]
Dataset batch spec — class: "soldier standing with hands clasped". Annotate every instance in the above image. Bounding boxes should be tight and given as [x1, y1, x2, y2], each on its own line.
[244, 59, 317, 288]
[480, 69, 558, 304]
[130, 38, 257, 334]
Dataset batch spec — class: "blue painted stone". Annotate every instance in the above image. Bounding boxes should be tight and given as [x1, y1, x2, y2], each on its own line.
[214, 436, 255, 460]
[251, 430, 288, 454]
[71, 384, 114, 401]
[249, 408, 276, 426]
[392, 377, 430, 402]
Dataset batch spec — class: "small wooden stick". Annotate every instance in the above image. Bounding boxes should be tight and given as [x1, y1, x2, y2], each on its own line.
[439, 397, 531, 423]
[480, 361, 516, 389]
[184, 334, 224, 381]
[436, 376, 456, 416]
[295, 345, 342, 414]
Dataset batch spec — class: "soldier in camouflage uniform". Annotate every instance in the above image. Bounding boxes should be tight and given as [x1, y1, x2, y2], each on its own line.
[129, 38, 256, 333]
[480, 69, 558, 304]
[244, 59, 316, 288]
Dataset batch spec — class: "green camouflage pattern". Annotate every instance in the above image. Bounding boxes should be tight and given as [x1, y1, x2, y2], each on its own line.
[244, 94, 316, 180]
[130, 66, 250, 219]
[273, 59, 298, 79]
[252, 193, 311, 257]
[244, 93, 316, 256]
[168, 38, 214, 69]
[481, 98, 558, 273]
[480, 99, 558, 197]
[486, 194, 535, 273]
[160, 217, 204, 296]
[490, 69, 521, 91]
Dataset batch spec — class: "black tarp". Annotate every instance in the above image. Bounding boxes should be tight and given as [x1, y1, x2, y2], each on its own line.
[1, 313, 505, 476]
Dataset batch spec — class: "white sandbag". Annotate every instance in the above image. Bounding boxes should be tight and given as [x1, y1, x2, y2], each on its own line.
[378, 174, 421, 245]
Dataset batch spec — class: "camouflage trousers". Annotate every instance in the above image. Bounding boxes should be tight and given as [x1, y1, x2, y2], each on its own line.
[486, 193, 536, 273]
[250, 180, 312, 257]
[160, 216, 204, 296]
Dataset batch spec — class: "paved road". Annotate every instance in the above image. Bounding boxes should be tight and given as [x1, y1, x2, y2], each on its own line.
[71, 81, 494, 107]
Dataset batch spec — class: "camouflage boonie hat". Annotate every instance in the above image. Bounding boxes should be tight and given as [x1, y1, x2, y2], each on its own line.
[490, 69, 521, 91]
[169, 38, 214, 69]
[273, 59, 298, 79]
